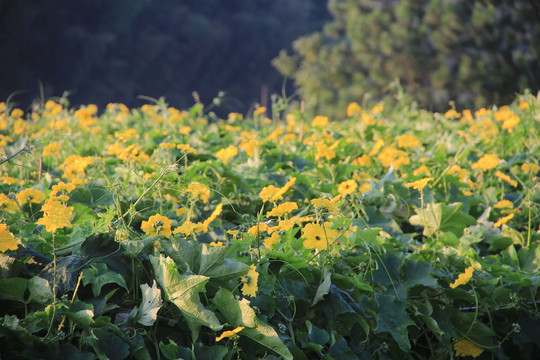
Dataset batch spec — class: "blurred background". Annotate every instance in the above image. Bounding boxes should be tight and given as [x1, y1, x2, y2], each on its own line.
[1, 0, 539, 117]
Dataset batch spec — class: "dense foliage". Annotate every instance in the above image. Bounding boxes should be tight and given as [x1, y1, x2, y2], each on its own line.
[273, 0, 540, 118]
[0, 92, 539, 359]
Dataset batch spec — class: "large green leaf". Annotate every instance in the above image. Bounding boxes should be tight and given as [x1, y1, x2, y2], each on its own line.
[374, 294, 416, 351]
[199, 244, 250, 281]
[213, 287, 292, 360]
[213, 288, 257, 328]
[409, 202, 475, 237]
[0, 277, 28, 303]
[27, 276, 54, 305]
[150, 255, 222, 340]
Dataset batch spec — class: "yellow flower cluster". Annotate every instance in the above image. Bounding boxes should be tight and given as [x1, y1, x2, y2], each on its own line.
[36, 196, 74, 233]
[471, 154, 499, 172]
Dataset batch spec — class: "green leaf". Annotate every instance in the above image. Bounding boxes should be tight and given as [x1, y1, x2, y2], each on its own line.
[120, 236, 158, 258]
[307, 320, 330, 345]
[131, 280, 163, 326]
[27, 276, 53, 304]
[164, 238, 200, 273]
[410, 202, 475, 237]
[93, 328, 130, 360]
[213, 287, 292, 360]
[199, 244, 250, 281]
[402, 260, 437, 289]
[0, 277, 28, 303]
[150, 255, 222, 340]
[82, 263, 128, 297]
[374, 294, 416, 351]
[213, 287, 257, 328]
[312, 268, 332, 306]
[65, 300, 95, 328]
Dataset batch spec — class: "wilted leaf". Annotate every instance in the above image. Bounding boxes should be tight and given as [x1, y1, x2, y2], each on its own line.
[132, 280, 163, 326]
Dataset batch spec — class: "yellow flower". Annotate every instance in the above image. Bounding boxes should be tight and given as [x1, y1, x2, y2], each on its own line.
[186, 182, 211, 204]
[60, 155, 94, 180]
[36, 197, 74, 233]
[352, 154, 371, 166]
[518, 100, 530, 110]
[239, 139, 260, 157]
[201, 203, 223, 232]
[448, 165, 468, 182]
[405, 177, 434, 191]
[216, 326, 245, 342]
[43, 142, 62, 157]
[413, 165, 430, 176]
[16, 188, 46, 205]
[176, 144, 197, 154]
[361, 113, 375, 125]
[450, 266, 474, 289]
[141, 214, 172, 237]
[311, 198, 339, 213]
[259, 185, 280, 202]
[173, 221, 202, 236]
[359, 182, 371, 194]
[471, 154, 499, 172]
[371, 103, 383, 114]
[253, 106, 266, 116]
[521, 162, 540, 173]
[377, 147, 409, 169]
[347, 102, 362, 117]
[216, 326, 244, 342]
[0, 194, 18, 213]
[397, 134, 421, 148]
[264, 232, 280, 248]
[241, 265, 259, 297]
[115, 128, 138, 142]
[159, 142, 176, 150]
[314, 140, 339, 162]
[215, 146, 238, 164]
[303, 223, 338, 251]
[494, 213, 514, 228]
[0, 224, 18, 252]
[501, 115, 520, 133]
[338, 180, 357, 195]
[495, 171, 517, 187]
[444, 109, 461, 119]
[248, 223, 269, 236]
[51, 181, 76, 195]
[179, 126, 192, 135]
[269, 177, 296, 202]
[266, 202, 298, 217]
[493, 200, 513, 209]
[369, 139, 385, 156]
[228, 112, 243, 121]
[453, 339, 484, 358]
[311, 115, 329, 127]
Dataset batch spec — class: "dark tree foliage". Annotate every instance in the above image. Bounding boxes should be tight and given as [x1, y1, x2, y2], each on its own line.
[0, 0, 329, 114]
[273, 0, 540, 117]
